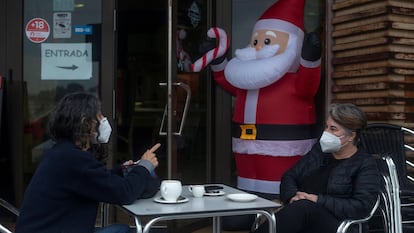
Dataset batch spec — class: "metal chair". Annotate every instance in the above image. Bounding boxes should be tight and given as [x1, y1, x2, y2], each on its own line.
[250, 155, 388, 233]
[251, 184, 384, 233]
[336, 153, 406, 233]
[336, 195, 381, 233]
[0, 198, 19, 233]
[360, 123, 414, 233]
[373, 154, 401, 233]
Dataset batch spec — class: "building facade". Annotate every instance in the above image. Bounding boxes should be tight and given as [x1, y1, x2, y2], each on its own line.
[3, 0, 411, 213]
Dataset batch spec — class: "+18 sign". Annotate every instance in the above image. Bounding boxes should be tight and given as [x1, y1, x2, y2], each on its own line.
[25, 18, 50, 43]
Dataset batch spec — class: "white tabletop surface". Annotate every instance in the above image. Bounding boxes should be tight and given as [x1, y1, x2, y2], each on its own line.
[122, 184, 281, 217]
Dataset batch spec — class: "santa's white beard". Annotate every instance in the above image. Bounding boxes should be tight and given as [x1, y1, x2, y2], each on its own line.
[225, 37, 299, 90]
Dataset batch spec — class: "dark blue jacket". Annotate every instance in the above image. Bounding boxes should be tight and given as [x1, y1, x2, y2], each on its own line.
[15, 140, 159, 233]
[281, 143, 380, 220]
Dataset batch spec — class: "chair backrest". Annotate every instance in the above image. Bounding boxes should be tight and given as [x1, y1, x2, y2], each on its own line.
[0, 224, 13, 233]
[374, 154, 403, 233]
[0, 198, 19, 233]
[360, 123, 410, 188]
[0, 199, 19, 217]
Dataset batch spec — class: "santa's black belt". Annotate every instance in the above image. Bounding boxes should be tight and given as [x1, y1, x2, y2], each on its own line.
[232, 123, 318, 140]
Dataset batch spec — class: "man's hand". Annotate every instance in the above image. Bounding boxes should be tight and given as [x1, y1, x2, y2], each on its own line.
[290, 191, 318, 203]
[140, 143, 161, 168]
[301, 32, 321, 62]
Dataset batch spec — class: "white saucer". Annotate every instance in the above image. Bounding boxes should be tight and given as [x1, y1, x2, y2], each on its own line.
[204, 190, 226, 196]
[226, 193, 258, 202]
[153, 196, 189, 204]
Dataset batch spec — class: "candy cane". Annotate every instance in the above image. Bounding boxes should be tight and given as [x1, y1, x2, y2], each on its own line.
[191, 27, 229, 72]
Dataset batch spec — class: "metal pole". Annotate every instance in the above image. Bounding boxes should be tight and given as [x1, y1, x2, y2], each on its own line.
[167, 0, 173, 179]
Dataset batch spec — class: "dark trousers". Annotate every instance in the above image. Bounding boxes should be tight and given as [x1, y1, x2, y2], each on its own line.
[253, 200, 340, 233]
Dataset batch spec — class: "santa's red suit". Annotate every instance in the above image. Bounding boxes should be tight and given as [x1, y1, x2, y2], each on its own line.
[209, 0, 321, 195]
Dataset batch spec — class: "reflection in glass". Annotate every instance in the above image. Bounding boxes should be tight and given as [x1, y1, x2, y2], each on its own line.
[116, 0, 209, 184]
[23, 0, 102, 186]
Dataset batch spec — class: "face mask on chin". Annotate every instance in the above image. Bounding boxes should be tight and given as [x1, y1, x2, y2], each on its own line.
[319, 131, 347, 153]
[95, 117, 112, 144]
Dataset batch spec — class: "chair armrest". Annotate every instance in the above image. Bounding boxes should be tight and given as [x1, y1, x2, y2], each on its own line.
[0, 224, 13, 233]
[0, 198, 19, 216]
[336, 195, 380, 233]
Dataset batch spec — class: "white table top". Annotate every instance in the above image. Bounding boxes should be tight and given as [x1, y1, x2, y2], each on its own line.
[122, 184, 281, 217]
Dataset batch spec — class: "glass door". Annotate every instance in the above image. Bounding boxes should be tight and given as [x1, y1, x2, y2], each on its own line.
[21, 0, 105, 192]
[115, 0, 211, 183]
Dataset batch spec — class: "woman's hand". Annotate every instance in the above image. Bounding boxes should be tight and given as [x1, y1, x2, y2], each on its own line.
[140, 143, 161, 168]
[289, 191, 318, 203]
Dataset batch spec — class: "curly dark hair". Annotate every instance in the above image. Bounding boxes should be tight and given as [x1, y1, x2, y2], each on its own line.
[48, 92, 101, 150]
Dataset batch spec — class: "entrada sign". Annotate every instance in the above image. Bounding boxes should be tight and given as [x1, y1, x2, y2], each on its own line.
[41, 43, 92, 80]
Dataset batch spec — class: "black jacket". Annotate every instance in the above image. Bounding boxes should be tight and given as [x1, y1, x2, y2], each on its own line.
[280, 143, 380, 220]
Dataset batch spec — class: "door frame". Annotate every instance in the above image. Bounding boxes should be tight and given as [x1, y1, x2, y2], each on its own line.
[0, 0, 118, 205]
[212, 1, 233, 185]
[1, 0, 25, 205]
[0, 0, 235, 205]
[102, 0, 117, 167]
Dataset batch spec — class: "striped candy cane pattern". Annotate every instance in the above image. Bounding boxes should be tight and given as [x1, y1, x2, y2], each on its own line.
[191, 27, 229, 72]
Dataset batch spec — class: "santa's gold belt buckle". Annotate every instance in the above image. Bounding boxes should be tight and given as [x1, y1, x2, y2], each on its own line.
[240, 124, 257, 140]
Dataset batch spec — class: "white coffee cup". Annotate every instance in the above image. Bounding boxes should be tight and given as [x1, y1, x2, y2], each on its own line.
[189, 185, 205, 198]
[160, 180, 182, 201]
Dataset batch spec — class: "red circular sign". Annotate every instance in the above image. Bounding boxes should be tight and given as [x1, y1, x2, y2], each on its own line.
[25, 18, 50, 43]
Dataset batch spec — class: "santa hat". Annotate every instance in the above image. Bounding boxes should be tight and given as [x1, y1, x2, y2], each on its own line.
[253, 0, 305, 37]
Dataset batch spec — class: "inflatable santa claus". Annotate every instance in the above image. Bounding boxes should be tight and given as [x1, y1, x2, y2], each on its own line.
[193, 0, 321, 198]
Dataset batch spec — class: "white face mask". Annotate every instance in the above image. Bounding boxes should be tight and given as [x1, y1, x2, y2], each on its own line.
[97, 117, 112, 143]
[319, 131, 345, 153]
